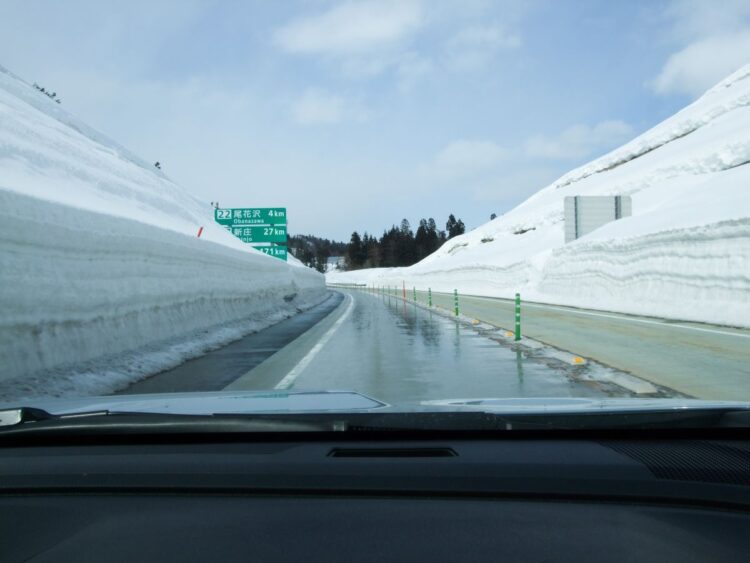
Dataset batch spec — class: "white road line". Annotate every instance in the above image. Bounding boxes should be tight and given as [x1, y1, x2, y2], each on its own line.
[460, 294, 750, 340]
[275, 294, 355, 390]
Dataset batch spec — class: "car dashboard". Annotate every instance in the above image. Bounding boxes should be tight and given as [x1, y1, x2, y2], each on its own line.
[1, 431, 750, 562]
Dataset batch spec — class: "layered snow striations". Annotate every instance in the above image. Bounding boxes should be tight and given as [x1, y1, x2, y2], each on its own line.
[329, 64, 750, 328]
[0, 65, 326, 399]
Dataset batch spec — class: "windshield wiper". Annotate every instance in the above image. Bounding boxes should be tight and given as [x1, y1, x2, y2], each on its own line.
[0, 407, 347, 440]
[0, 407, 109, 427]
[1, 405, 749, 443]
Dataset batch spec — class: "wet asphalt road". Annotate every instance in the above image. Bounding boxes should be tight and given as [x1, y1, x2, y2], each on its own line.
[118, 289, 645, 404]
[117, 292, 344, 395]
[406, 289, 750, 401]
[263, 290, 615, 404]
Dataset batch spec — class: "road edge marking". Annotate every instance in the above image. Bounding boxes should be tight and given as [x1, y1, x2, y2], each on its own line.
[274, 293, 355, 390]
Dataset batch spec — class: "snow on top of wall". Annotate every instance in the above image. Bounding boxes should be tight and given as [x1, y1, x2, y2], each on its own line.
[0, 64, 274, 257]
[414, 62, 750, 269]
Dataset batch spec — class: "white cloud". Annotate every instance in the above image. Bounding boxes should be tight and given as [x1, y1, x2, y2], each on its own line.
[432, 139, 508, 178]
[291, 88, 368, 125]
[524, 121, 633, 160]
[444, 22, 521, 70]
[274, 0, 423, 55]
[652, 31, 750, 97]
[661, 0, 750, 41]
[273, 2, 525, 86]
[651, 0, 750, 98]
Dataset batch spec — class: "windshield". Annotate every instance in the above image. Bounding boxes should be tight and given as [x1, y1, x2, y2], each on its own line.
[1, 1, 749, 426]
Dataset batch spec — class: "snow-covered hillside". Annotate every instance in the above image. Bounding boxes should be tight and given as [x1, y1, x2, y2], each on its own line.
[329, 65, 750, 327]
[0, 65, 326, 399]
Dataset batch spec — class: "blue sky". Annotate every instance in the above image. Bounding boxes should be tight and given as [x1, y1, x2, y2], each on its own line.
[2, 0, 749, 240]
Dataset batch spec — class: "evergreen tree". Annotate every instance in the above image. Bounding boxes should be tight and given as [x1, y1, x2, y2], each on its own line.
[446, 214, 457, 238]
[426, 218, 441, 254]
[397, 219, 416, 266]
[380, 227, 397, 267]
[367, 237, 382, 267]
[358, 233, 371, 267]
[314, 247, 328, 273]
[446, 214, 466, 239]
[455, 218, 465, 236]
[415, 219, 429, 261]
[346, 231, 363, 269]
[288, 234, 346, 272]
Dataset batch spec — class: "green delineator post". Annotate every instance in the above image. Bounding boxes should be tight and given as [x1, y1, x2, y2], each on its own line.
[413, 286, 417, 302]
[428, 288, 432, 307]
[515, 293, 522, 341]
[454, 289, 459, 317]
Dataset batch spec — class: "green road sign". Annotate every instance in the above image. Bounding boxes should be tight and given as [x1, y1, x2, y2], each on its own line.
[227, 225, 287, 243]
[215, 207, 286, 226]
[254, 246, 287, 261]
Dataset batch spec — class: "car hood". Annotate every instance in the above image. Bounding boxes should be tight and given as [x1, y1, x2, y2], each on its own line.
[2, 390, 750, 417]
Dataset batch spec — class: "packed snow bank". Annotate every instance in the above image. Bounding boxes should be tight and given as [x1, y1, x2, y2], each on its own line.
[329, 64, 750, 327]
[0, 65, 325, 399]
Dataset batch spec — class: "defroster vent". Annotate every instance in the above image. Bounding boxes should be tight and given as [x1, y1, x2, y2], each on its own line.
[602, 440, 750, 486]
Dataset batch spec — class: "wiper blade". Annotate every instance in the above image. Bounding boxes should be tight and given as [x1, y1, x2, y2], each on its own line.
[0, 409, 346, 440]
[0, 407, 113, 427]
[2, 404, 749, 442]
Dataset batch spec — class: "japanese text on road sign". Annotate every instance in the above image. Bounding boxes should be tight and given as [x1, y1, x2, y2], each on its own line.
[215, 208, 286, 226]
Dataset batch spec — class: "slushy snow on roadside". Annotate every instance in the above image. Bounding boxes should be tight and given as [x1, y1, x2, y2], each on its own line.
[0, 64, 326, 400]
[329, 64, 750, 328]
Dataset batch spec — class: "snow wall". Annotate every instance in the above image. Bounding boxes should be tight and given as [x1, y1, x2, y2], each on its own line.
[329, 64, 750, 328]
[0, 65, 326, 398]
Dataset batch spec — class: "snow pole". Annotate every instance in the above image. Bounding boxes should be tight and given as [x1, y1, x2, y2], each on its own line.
[515, 293, 522, 341]
[454, 289, 459, 317]
[402, 281, 406, 301]
[413, 286, 417, 302]
[196, 226, 204, 238]
[428, 288, 432, 307]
